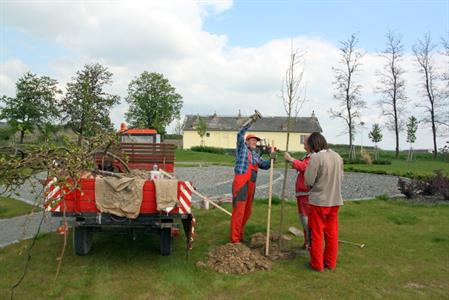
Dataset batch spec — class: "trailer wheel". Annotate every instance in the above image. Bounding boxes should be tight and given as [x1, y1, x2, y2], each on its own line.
[160, 228, 172, 256]
[73, 226, 93, 256]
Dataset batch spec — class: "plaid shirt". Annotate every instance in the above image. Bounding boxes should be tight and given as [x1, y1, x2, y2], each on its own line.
[234, 124, 270, 174]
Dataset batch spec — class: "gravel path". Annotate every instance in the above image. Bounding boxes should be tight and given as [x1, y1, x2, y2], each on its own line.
[174, 166, 403, 201]
[1, 166, 403, 248]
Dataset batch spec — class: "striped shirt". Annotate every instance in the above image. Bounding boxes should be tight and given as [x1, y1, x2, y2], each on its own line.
[234, 124, 270, 174]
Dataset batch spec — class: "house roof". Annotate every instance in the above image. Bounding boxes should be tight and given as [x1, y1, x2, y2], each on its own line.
[184, 114, 322, 133]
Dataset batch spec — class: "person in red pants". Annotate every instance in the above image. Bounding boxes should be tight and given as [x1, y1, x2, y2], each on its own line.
[284, 136, 311, 249]
[304, 132, 344, 271]
[230, 116, 273, 244]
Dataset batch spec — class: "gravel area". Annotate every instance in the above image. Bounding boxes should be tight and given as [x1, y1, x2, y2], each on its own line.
[0, 166, 403, 248]
[175, 166, 403, 201]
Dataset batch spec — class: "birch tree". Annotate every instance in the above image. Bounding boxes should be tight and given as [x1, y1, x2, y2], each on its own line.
[412, 33, 442, 157]
[329, 33, 365, 160]
[376, 31, 407, 158]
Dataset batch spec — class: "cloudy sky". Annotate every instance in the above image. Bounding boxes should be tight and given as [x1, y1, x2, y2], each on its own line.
[1, 0, 448, 150]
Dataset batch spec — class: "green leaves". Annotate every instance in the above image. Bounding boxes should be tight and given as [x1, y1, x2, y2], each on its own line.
[61, 63, 120, 144]
[125, 72, 183, 135]
[0, 72, 61, 143]
[368, 123, 383, 144]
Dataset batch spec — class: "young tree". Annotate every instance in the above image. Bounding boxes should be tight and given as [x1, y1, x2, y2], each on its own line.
[440, 34, 449, 133]
[279, 43, 306, 248]
[195, 115, 207, 146]
[125, 72, 183, 135]
[413, 33, 442, 157]
[329, 33, 365, 160]
[0, 72, 61, 143]
[62, 63, 120, 145]
[174, 117, 184, 136]
[406, 116, 418, 161]
[376, 31, 407, 158]
[368, 123, 383, 160]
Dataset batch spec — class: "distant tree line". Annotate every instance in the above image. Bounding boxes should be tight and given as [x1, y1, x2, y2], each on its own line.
[331, 31, 449, 158]
[0, 63, 183, 145]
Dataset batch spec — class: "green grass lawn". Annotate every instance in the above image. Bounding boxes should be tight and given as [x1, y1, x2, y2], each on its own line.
[175, 149, 235, 165]
[345, 159, 449, 177]
[175, 149, 448, 178]
[1, 199, 448, 299]
[0, 197, 36, 219]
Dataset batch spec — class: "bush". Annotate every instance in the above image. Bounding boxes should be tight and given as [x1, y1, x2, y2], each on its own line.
[372, 160, 392, 165]
[398, 178, 415, 199]
[344, 159, 367, 164]
[190, 146, 226, 154]
[432, 170, 449, 200]
[397, 171, 449, 200]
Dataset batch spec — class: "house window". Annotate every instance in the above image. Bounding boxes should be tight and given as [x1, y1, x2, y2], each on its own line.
[300, 135, 307, 144]
[206, 132, 210, 137]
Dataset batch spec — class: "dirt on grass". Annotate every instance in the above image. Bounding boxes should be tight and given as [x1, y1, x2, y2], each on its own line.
[197, 232, 297, 274]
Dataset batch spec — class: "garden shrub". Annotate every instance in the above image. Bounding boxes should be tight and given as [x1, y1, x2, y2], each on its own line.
[191, 146, 226, 154]
[397, 171, 449, 200]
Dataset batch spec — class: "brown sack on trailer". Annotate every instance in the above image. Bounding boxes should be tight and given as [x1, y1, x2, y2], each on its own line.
[95, 176, 145, 219]
[153, 179, 178, 211]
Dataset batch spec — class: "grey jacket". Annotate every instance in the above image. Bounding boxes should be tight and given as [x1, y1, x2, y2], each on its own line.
[304, 149, 344, 207]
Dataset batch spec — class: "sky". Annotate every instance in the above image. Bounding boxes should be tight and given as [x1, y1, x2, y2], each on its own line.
[1, 0, 448, 150]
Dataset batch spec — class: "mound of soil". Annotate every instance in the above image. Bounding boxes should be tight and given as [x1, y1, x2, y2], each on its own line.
[197, 232, 298, 274]
[197, 243, 272, 274]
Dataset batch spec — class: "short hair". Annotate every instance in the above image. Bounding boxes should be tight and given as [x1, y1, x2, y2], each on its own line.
[307, 132, 328, 152]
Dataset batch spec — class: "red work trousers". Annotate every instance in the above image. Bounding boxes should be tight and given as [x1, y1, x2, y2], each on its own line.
[308, 205, 340, 271]
[296, 195, 310, 216]
[230, 169, 257, 243]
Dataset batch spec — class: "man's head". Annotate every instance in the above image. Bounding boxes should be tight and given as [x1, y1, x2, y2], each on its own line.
[245, 134, 260, 150]
[307, 132, 328, 153]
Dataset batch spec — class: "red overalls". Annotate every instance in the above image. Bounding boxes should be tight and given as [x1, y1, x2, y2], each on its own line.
[230, 151, 258, 243]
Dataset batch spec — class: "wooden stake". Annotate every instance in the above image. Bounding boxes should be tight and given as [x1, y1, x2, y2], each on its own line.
[159, 169, 232, 216]
[265, 140, 275, 256]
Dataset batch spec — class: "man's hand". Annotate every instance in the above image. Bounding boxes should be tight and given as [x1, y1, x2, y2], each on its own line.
[269, 147, 277, 160]
[284, 151, 294, 163]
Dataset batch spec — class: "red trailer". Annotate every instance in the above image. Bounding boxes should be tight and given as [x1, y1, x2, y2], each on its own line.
[45, 177, 194, 256]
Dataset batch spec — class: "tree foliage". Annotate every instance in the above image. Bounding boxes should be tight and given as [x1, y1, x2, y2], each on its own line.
[406, 115, 418, 161]
[369, 123, 383, 144]
[406, 116, 418, 144]
[195, 115, 208, 146]
[376, 31, 407, 158]
[0, 72, 61, 143]
[368, 123, 383, 160]
[125, 72, 183, 135]
[329, 33, 365, 158]
[61, 63, 120, 145]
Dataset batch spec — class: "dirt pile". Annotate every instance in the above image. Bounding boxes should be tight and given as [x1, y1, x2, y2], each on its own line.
[197, 243, 272, 274]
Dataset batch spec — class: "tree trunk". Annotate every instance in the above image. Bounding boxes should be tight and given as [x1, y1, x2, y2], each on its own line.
[430, 102, 437, 157]
[393, 101, 399, 159]
[279, 131, 290, 250]
[19, 130, 25, 144]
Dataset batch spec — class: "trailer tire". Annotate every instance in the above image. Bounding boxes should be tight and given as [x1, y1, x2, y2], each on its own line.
[160, 228, 172, 256]
[73, 226, 93, 256]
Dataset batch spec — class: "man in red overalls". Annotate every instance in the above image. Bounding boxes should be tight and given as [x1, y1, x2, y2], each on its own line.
[230, 116, 273, 243]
